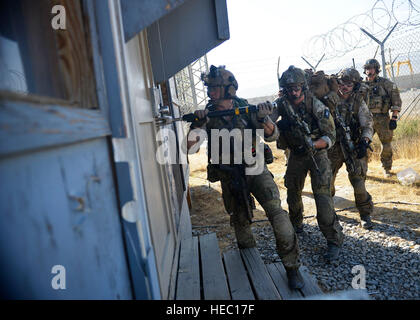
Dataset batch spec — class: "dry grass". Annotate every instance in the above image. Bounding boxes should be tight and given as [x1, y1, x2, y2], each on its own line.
[188, 138, 420, 253]
[370, 117, 420, 161]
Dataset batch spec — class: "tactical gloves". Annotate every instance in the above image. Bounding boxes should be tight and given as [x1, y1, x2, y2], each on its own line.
[356, 139, 370, 159]
[389, 119, 397, 130]
[192, 109, 209, 127]
[305, 136, 316, 152]
[257, 101, 274, 119]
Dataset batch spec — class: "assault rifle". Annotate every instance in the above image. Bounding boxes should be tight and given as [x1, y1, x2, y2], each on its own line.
[166, 105, 259, 124]
[218, 164, 255, 222]
[333, 107, 357, 174]
[282, 100, 320, 173]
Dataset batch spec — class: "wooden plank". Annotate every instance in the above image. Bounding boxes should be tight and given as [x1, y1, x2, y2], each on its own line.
[223, 250, 255, 300]
[266, 263, 303, 300]
[240, 248, 281, 300]
[176, 237, 200, 300]
[199, 233, 230, 300]
[0, 101, 111, 157]
[52, 0, 99, 109]
[299, 266, 324, 297]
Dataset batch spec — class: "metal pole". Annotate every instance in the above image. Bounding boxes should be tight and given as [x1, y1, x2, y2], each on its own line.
[301, 54, 325, 72]
[360, 22, 398, 79]
[380, 43, 387, 78]
[389, 48, 395, 81]
[301, 56, 315, 71]
[314, 53, 325, 70]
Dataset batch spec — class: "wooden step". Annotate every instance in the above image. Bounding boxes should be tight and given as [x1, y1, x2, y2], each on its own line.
[266, 262, 303, 299]
[176, 236, 200, 300]
[199, 233, 230, 300]
[223, 249, 255, 300]
[240, 248, 281, 300]
[298, 265, 323, 297]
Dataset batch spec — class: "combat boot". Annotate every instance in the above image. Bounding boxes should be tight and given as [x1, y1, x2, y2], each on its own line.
[285, 267, 304, 290]
[325, 243, 340, 265]
[360, 215, 373, 230]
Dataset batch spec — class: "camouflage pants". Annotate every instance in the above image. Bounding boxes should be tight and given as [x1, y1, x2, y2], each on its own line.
[284, 150, 344, 247]
[220, 165, 300, 268]
[328, 143, 373, 218]
[372, 113, 393, 171]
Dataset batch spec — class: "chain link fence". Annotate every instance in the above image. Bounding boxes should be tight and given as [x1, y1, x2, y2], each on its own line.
[303, 0, 420, 121]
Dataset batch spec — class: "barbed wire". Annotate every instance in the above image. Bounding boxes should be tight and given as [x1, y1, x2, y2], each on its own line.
[302, 0, 420, 61]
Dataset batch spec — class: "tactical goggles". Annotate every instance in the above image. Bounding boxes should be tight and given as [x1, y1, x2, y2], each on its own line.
[285, 85, 302, 93]
[338, 80, 354, 88]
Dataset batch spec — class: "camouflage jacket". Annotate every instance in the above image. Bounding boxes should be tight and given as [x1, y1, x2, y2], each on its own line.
[334, 92, 374, 142]
[190, 97, 279, 165]
[275, 92, 336, 152]
[364, 76, 402, 114]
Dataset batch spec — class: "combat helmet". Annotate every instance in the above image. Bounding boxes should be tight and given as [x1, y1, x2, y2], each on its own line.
[201, 65, 238, 99]
[279, 66, 307, 89]
[363, 58, 381, 73]
[338, 68, 362, 91]
[338, 68, 362, 83]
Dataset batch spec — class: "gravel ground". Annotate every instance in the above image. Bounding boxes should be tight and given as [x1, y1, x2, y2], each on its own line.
[250, 216, 420, 300]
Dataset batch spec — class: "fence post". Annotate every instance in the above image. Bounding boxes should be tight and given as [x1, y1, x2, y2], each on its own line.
[360, 22, 398, 79]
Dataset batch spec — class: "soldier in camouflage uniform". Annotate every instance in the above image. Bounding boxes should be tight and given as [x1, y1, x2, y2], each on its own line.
[187, 65, 304, 289]
[327, 68, 375, 229]
[274, 66, 344, 263]
[363, 59, 402, 177]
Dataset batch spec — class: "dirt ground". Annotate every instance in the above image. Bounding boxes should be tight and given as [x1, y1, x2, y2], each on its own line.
[188, 141, 420, 253]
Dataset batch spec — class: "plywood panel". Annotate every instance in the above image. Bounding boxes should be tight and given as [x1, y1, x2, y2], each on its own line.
[0, 138, 132, 298]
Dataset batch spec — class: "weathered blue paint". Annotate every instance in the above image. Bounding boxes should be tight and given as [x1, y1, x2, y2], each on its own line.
[94, 1, 161, 299]
[120, 0, 187, 42]
[214, 0, 230, 40]
[121, 221, 151, 299]
[0, 138, 133, 299]
[0, 101, 111, 157]
[115, 162, 134, 208]
[147, 0, 229, 82]
[94, 1, 127, 138]
[114, 162, 151, 299]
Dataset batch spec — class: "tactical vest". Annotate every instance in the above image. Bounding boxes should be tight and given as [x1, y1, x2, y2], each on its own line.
[205, 100, 259, 181]
[278, 93, 324, 151]
[334, 93, 363, 142]
[366, 77, 391, 114]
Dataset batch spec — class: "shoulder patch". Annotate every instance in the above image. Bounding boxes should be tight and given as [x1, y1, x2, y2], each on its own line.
[324, 108, 330, 119]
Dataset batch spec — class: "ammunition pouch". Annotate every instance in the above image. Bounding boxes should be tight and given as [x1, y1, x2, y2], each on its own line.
[369, 85, 390, 114]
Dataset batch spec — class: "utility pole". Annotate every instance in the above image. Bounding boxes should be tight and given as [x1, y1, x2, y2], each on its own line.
[360, 22, 398, 79]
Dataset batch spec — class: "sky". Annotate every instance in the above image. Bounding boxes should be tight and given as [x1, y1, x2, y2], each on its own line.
[206, 0, 394, 98]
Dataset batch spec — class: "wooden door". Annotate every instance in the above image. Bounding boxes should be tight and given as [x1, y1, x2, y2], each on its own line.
[124, 31, 176, 299]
